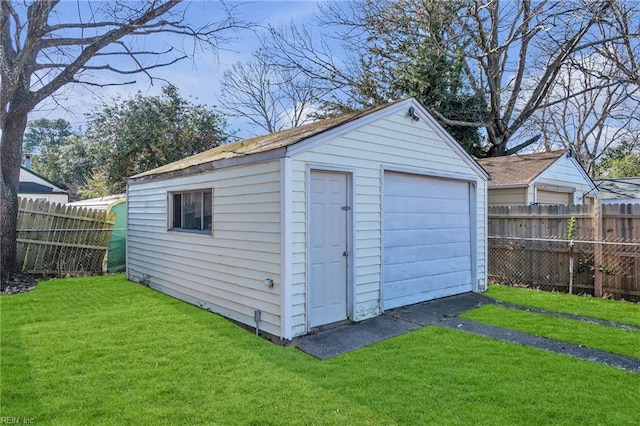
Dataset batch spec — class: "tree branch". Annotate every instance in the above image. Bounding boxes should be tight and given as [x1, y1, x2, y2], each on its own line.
[507, 1, 616, 143]
[504, 134, 541, 155]
[81, 56, 187, 75]
[425, 104, 485, 128]
[93, 42, 175, 57]
[15, 1, 181, 116]
[5, 0, 21, 53]
[70, 78, 136, 87]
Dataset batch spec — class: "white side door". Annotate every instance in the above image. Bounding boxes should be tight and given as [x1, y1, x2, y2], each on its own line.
[308, 171, 348, 327]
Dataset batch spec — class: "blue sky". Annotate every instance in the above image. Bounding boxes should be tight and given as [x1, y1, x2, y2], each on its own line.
[33, 1, 325, 133]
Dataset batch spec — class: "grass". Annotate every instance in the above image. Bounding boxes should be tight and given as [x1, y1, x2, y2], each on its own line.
[1, 276, 639, 425]
[486, 284, 640, 326]
[461, 305, 640, 358]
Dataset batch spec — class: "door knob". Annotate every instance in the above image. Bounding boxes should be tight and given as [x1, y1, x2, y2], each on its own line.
[343, 250, 349, 257]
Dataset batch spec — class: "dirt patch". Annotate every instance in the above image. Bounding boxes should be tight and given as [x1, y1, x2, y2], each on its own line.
[1, 272, 38, 294]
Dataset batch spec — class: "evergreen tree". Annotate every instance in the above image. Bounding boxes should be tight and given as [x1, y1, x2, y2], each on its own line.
[85, 86, 230, 194]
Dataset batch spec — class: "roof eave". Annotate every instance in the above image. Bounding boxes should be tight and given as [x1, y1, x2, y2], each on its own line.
[487, 183, 530, 189]
[129, 97, 490, 184]
[129, 147, 287, 184]
[529, 152, 599, 195]
[20, 167, 67, 192]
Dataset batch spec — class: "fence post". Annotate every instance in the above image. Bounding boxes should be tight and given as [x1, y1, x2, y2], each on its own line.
[568, 240, 574, 294]
[594, 200, 603, 297]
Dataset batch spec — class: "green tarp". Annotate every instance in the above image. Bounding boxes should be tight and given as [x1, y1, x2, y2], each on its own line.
[106, 200, 127, 273]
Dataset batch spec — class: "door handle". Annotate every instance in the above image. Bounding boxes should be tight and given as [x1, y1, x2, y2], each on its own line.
[343, 250, 349, 257]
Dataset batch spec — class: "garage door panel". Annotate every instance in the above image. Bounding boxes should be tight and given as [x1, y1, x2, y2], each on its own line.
[385, 269, 472, 294]
[385, 175, 469, 195]
[383, 171, 473, 310]
[384, 228, 471, 247]
[385, 256, 472, 282]
[384, 281, 474, 310]
[384, 212, 469, 230]
[384, 196, 469, 214]
[384, 242, 472, 264]
[537, 189, 572, 205]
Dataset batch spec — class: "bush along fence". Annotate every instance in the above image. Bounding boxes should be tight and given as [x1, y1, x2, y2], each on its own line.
[16, 198, 116, 277]
[488, 202, 640, 302]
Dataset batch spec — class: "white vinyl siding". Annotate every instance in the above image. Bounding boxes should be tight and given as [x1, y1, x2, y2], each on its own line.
[289, 111, 487, 336]
[127, 160, 282, 336]
[531, 155, 595, 205]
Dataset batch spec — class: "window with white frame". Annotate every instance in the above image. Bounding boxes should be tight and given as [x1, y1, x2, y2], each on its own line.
[169, 189, 212, 233]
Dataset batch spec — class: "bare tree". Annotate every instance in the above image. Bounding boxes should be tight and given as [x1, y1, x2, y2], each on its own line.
[265, 1, 425, 112]
[267, 0, 634, 157]
[589, 1, 640, 88]
[1, 0, 248, 280]
[219, 50, 320, 135]
[531, 59, 640, 175]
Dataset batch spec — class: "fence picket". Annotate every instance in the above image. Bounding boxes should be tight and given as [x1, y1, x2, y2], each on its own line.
[16, 199, 115, 276]
[489, 202, 640, 301]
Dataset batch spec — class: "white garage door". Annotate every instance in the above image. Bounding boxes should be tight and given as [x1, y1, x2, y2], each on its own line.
[383, 171, 473, 310]
[536, 189, 572, 205]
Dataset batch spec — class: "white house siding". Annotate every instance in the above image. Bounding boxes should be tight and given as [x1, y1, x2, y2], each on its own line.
[531, 156, 594, 204]
[127, 160, 283, 336]
[19, 168, 69, 204]
[289, 111, 487, 337]
[18, 193, 69, 204]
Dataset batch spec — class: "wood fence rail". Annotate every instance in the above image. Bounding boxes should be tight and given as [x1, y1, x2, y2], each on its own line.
[17, 198, 116, 276]
[489, 202, 640, 241]
[488, 202, 640, 302]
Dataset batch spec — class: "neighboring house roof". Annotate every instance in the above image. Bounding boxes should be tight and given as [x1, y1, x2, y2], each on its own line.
[18, 181, 57, 194]
[131, 98, 489, 183]
[19, 167, 67, 194]
[594, 178, 640, 200]
[477, 150, 568, 186]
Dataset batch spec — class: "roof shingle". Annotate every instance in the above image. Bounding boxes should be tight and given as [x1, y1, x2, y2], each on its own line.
[477, 151, 567, 186]
[132, 102, 397, 179]
[594, 178, 640, 200]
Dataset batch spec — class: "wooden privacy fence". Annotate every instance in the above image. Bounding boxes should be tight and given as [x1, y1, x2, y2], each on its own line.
[488, 202, 640, 302]
[17, 198, 116, 276]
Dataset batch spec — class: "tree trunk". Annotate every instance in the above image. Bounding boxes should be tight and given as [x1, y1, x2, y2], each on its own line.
[1, 108, 28, 280]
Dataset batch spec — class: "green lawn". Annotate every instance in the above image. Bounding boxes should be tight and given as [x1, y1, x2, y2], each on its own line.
[486, 284, 640, 326]
[1, 276, 639, 425]
[461, 304, 640, 358]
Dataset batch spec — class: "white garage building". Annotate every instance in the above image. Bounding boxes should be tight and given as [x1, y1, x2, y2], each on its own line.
[127, 98, 489, 340]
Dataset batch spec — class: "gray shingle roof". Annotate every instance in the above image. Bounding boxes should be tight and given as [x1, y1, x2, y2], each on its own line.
[18, 182, 56, 194]
[594, 178, 640, 200]
[477, 151, 567, 186]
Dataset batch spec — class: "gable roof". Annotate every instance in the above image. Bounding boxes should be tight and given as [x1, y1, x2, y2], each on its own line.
[130, 98, 488, 183]
[594, 178, 640, 200]
[19, 167, 67, 193]
[477, 151, 568, 186]
[132, 102, 397, 180]
[18, 181, 57, 194]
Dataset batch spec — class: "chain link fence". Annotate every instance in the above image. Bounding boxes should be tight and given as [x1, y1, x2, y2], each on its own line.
[488, 236, 640, 302]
